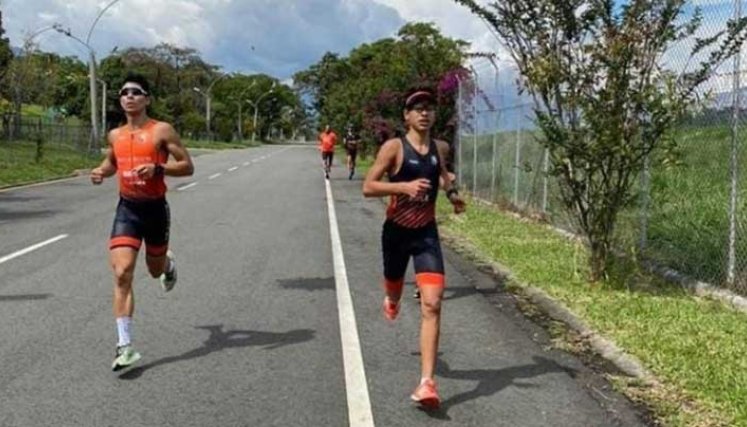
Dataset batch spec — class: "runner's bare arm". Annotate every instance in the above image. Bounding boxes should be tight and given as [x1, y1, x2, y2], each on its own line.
[436, 140, 465, 213]
[363, 139, 431, 198]
[160, 123, 194, 177]
[90, 131, 118, 184]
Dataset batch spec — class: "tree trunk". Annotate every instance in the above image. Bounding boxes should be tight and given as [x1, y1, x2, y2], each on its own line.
[589, 238, 609, 282]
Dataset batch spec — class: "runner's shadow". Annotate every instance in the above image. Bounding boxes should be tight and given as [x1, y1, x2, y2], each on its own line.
[0, 293, 52, 302]
[278, 277, 334, 292]
[421, 356, 573, 418]
[119, 325, 315, 380]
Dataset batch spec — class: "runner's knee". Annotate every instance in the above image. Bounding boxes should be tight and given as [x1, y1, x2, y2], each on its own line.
[113, 264, 134, 287]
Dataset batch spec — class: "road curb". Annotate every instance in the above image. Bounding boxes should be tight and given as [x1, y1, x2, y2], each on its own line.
[0, 169, 90, 193]
[439, 226, 658, 386]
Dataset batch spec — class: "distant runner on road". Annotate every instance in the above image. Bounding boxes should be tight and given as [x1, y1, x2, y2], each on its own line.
[344, 124, 361, 180]
[318, 124, 337, 179]
[90, 72, 194, 371]
[362, 87, 466, 409]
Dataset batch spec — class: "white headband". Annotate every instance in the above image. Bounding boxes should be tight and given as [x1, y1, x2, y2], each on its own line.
[120, 82, 147, 94]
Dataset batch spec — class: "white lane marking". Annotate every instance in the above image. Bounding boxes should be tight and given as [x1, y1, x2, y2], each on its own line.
[325, 179, 375, 427]
[209, 173, 222, 180]
[228, 166, 238, 172]
[177, 182, 198, 191]
[0, 234, 68, 265]
[243, 162, 250, 166]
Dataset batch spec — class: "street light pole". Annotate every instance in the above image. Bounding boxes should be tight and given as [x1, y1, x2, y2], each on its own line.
[55, 24, 100, 151]
[194, 73, 226, 139]
[237, 81, 257, 141]
[97, 78, 107, 134]
[249, 83, 276, 143]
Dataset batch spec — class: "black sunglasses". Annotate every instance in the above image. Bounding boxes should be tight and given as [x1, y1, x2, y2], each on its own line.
[119, 88, 147, 97]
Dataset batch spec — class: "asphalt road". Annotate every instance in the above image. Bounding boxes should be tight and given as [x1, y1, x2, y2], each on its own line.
[0, 145, 647, 426]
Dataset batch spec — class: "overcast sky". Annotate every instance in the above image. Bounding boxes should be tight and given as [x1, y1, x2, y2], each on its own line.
[3, 0, 503, 80]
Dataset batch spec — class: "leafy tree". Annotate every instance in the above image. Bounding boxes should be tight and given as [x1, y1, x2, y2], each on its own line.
[0, 9, 13, 81]
[455, 0, 747, 280]
[294, 23, 467, 151]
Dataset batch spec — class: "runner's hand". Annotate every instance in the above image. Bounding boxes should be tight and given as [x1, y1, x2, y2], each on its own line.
[401, 178, 431, 199]
[90, 167, 105, 185]
[133, 163, 156, 180]
[450, 195, 466, 214]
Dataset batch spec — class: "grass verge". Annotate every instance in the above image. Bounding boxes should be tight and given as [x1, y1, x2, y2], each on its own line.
[0, 142, 100, 188]
[436, 197, 747, 426]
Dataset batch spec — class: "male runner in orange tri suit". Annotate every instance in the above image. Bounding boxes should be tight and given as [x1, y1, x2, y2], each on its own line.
[318, 124, 337, 179]
[363, 87, 466, 409]
[90, 73, 194, 371]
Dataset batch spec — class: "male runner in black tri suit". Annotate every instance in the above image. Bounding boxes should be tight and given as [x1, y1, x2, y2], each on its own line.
[363, 87, 466, 409]
[344, 125, 360, 180]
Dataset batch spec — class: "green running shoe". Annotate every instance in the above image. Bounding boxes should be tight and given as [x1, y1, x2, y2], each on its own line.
[112, 345, 142, 371]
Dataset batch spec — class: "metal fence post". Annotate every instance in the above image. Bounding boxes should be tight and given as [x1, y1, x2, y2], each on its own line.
[471, 67, 479, 197]
[640, 152, 651, 253]
[457, 77, 464, 191]
[727, 0, 742, 287]
[542, 147, 549, 213]
[491, 119, 498, 203]
[514, 126, 521, 206]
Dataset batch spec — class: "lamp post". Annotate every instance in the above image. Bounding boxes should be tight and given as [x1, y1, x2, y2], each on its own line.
[53, 0, 120, 151]
[193, 73, 226, 139]
[247, 82, 276, 143]
[236, 81, 257, 141]
[97, 78, 107, 135]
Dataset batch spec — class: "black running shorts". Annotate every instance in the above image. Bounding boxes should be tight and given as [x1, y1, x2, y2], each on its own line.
[109, 197, 170, 256]
[381, 219, 444, 281]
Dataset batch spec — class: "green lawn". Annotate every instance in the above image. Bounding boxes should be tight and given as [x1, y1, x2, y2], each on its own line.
[0, 137, 263, 188]
[437, 198, 747, 426]
[0, 141, 100, 188]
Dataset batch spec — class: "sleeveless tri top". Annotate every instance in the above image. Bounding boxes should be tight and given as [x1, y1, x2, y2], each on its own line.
[112, 120, 168, 200]
[385, 137, 441, 228]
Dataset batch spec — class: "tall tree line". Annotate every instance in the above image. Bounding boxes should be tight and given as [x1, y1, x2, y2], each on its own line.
[294, 22, 470, 149]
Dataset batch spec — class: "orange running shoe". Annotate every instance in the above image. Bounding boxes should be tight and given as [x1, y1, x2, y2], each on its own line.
[382, 297, 400, 321]
[411, 379, 440, 409]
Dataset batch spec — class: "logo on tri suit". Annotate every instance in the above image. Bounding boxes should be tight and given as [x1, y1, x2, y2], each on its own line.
[430, 155, 437, 166]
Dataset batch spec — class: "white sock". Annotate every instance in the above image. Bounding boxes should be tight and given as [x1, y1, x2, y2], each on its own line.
[116, 316, 132, 347]
[167, 258, 175, 273]
[420, 377, 433, 385]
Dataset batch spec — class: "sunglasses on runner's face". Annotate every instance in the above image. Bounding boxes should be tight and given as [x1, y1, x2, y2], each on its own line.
[119, 88, 147, 97]
[410, 104, 435, 114]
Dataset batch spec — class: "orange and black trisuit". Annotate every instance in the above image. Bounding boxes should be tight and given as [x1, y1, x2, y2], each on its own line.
[109, 119, 170, 257]
[319, 130, 337, 166]
[382, 136, 445, 295]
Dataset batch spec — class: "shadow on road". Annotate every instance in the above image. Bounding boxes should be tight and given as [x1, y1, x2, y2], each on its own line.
[119, 325, 315, 380]
[0, 293, 52, 302]
[0, 208, 59, 221]
[418, 355, 574, 419]
[277, 277, 335, 292]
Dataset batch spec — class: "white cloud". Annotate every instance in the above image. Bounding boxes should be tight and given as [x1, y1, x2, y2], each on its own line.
[3, 0, 404, 78]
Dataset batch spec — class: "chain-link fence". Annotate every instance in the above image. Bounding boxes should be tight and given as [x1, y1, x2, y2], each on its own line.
[1, 114, 92, 151]
[456, 2, 747, 295]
